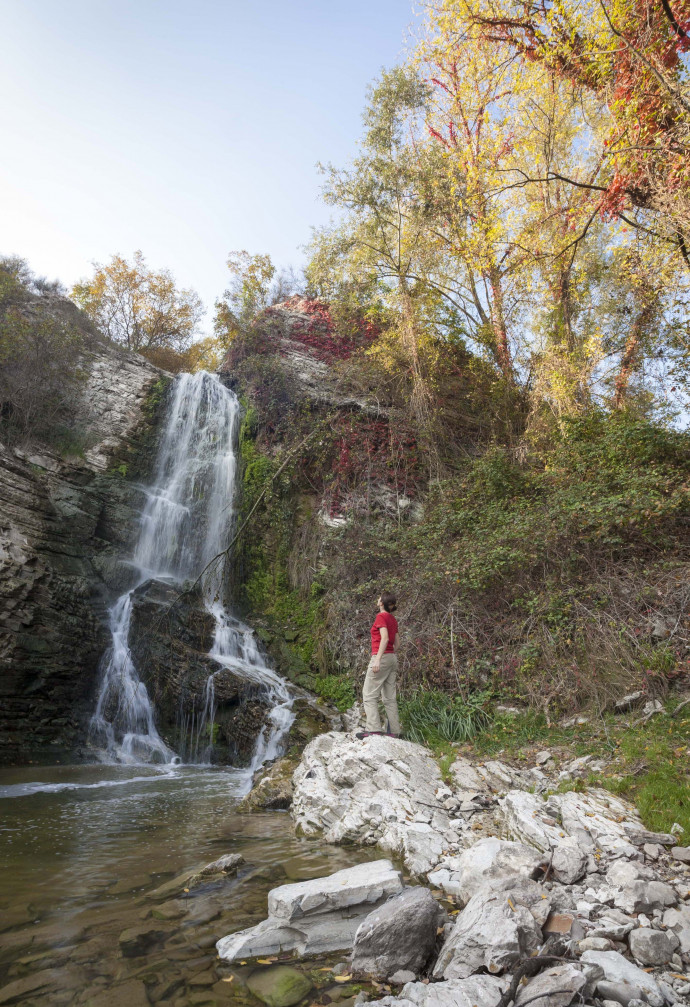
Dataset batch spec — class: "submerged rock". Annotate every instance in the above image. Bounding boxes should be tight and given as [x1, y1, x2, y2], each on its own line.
[247, 966, 313, 1007]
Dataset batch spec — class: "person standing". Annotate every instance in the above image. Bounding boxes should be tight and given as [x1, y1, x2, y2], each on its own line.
[358, 592, 401, 738]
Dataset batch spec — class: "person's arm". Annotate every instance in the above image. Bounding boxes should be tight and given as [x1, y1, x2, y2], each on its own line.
[372, 627, 388, 673]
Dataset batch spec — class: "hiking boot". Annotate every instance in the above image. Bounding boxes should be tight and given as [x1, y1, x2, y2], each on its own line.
[355, 730, 384, 740]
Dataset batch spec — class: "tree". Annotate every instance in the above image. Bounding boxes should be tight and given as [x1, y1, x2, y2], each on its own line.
[0, 258, 89, 444]
[439, 0, 690, 262]
[72, 251, 204, 354]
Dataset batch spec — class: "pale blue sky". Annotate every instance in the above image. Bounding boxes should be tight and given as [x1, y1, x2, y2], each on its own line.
[0, 0, 416, 329]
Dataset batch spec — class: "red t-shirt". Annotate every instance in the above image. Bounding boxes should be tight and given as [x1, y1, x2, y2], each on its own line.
[371, 611, 398, 655]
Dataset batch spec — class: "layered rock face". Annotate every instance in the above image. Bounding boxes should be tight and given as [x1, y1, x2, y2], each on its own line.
[127, 579, 274, 765]
[0, 342, 163, 762]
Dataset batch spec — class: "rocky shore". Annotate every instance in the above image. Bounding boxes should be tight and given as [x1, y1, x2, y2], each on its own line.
[214, 730, 690, 1007]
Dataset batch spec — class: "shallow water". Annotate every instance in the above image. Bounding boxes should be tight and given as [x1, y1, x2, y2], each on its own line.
[0, 765, 383, 1006]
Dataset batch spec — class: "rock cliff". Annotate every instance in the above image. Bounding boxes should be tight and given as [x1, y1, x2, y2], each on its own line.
[0, 338, 165, 762]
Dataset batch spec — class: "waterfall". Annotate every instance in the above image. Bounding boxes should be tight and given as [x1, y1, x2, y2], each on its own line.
[89, 371, 294, 765]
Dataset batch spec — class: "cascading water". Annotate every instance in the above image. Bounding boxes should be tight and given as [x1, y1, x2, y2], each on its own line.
[89, 371, 294, 766]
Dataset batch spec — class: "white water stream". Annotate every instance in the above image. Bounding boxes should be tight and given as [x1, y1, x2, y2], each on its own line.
[89, 371, 294, 767]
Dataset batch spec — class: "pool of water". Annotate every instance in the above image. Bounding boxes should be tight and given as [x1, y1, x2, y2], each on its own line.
[0, 764, 383, 1006]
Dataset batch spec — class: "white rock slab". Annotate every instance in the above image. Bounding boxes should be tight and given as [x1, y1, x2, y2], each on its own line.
[268, 860, 402, 921]
[216, 860, 403, 962]
[366, 975, 509, 1007]
[292, 733, 453, 875]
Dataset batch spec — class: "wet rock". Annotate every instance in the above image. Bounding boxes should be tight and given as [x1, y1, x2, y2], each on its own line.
[128, 580, 271, 765]
[628, 927, 679, 965]
[118, 923, 169, 957]
[351, 886, 440, 979]
[427, 838, 544, 904]
[187, 853, 244, 887]
[432, 889, 542, 979]
[366, 975, 509, 1007]
[85, 979, 151, 1007]
[514, 964, 587, 1007]
[238, 758, 297, 812]
[0, 970, 56, 1004]
[216, 860, 403, 962]
[247, 967, 313, 1007]
[581, 950, 664, 1006]
[151, 900, 188, 921]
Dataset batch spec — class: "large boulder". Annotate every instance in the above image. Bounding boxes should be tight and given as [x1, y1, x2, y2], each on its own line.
[427, 838, 545, 904]
[351, 886, 441, 979]
[291, 732, 453, 875]
[499, 789, 642, 861]
[432, 889, 542, 980]
[216, 860, 403, 962]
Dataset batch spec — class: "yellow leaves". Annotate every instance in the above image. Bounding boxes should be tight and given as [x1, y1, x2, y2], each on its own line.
[257, 957, 279, 964]
[333, 975, 353, 982]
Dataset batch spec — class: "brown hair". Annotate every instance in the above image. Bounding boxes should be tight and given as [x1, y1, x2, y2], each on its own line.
[380, 592, 397, 613]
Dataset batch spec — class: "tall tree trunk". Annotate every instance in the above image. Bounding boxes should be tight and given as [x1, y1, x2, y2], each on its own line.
[613, 303, 654, 409]
[488, 268, 514, 382]
[399, 286, 440, 474]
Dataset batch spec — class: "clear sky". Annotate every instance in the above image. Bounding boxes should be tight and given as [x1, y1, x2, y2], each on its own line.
[0, 0, 416, 330]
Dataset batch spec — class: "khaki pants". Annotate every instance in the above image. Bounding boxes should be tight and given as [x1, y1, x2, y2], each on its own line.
[362, 653, 401, 734]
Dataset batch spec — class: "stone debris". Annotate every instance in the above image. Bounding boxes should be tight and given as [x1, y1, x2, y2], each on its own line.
[286, 733, 690, 1006]
[351, 886, 441, 980]
[366, 975, 509, 1007]
[581, 950, 665, 1005]
[216, 860, 403, 962]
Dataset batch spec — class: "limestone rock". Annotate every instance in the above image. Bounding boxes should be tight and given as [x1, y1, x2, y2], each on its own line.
[514, 964, 587, 1007]
[432, 889, 542, 979]
[628, 927, 679, 965]
[581, 950, 664, 1006]
[427, 837, 544, 904]
[351, 886, 440, 979]
[551, 839, 588, 885]
[216, 860, 403, 962]
[672, 846, 690, 864]
[366, 975, 509, 1007]
[499, 789, 642, 860]
[268, 860, 402, 921]
[247, 967, 313, 1007]
[596, 980, 646, 1006]
[291, 732, 452, 876]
